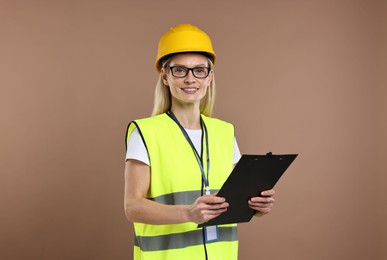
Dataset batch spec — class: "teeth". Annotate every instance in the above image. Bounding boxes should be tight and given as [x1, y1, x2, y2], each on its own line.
[182, 88, 198, 91]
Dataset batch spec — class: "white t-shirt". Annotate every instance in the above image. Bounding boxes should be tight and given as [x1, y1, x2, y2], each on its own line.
[126, 127, 241, 165]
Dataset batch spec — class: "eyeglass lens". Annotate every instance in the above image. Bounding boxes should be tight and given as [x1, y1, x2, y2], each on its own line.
[170, 66, 210, 78]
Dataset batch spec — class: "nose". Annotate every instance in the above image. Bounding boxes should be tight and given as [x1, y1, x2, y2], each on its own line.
[184, 70, 196, 83]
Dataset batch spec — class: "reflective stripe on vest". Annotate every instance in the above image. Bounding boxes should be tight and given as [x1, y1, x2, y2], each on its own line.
[134, 226, 237, 251]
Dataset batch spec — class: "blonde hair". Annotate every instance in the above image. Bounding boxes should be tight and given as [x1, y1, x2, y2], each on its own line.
[151, 57, 216, 117]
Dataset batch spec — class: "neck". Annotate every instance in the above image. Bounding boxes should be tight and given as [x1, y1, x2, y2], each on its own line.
[170, 104, 201, 130]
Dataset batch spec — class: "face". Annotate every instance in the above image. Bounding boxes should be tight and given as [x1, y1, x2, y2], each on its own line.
[161, 53, 213, 109]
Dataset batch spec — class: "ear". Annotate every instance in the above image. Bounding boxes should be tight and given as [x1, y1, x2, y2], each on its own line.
[160, 68, 169, 86]
[207, 70, 214, 85]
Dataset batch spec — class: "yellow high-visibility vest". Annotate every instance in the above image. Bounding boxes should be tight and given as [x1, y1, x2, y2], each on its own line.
[126, 113, 238, 260]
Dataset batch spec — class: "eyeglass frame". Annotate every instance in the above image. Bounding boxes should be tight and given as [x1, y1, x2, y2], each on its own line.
[167, 66, 212, 79]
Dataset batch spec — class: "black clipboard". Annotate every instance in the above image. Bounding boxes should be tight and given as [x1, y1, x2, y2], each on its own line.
[198, 153, 298, 227]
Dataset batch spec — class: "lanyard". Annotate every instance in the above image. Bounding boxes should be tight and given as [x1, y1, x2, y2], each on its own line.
[166, 111, 211, 195]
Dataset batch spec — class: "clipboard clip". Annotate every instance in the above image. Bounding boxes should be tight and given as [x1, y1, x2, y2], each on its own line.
[266, 152, 273, 156]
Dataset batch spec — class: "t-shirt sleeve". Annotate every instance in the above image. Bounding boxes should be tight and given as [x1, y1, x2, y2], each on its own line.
[234, 137, 242, 164]
[126, 127, 150, 165]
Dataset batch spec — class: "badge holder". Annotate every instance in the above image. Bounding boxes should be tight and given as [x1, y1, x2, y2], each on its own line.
[204, 225, 219, 243]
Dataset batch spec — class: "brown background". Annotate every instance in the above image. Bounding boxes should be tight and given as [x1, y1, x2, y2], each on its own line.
[1, 0, 386, 259]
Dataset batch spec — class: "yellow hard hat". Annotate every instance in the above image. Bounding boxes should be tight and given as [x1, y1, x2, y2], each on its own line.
[155, 24, 216, 72]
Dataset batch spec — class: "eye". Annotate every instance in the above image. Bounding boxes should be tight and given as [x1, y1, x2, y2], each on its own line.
[194, 68, 204, 73]
[173, 66, 187, 73]
[194, 67, 208, 76]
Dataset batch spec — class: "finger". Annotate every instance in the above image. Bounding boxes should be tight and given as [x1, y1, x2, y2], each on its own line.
[205, 202, 229, 210]
[250, 196, 274, 203]
[254, 207, 272, 214]
[199, 208, 227, 223]
[200, 195, 226, 204]
[249, 202, 274, 209]
[205, 207, 228, 215]
[261, 189, 275, 196]
[249, 202, 274, 210]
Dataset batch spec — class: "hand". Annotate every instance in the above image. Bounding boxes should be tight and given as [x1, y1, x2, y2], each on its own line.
[248, 189, 275, 217]
[189, 195, 229, 224]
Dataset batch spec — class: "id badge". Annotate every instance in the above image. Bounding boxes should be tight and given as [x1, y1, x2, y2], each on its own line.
[204, 225, 219, 243]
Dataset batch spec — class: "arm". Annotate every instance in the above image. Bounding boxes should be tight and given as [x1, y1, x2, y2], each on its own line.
[124, 159, 229, 225]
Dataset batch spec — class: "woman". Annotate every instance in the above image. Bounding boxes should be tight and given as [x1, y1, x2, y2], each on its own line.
[124, 24, 275, 260]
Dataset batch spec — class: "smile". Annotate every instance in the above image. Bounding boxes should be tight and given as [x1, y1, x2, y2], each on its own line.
[180, 87, 199, 93]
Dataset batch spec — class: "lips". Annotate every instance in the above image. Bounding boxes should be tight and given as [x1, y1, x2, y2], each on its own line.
[180, 87, 199, 94]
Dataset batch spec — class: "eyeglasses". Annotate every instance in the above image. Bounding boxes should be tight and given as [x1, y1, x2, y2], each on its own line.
[168, 66, 211, 78]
